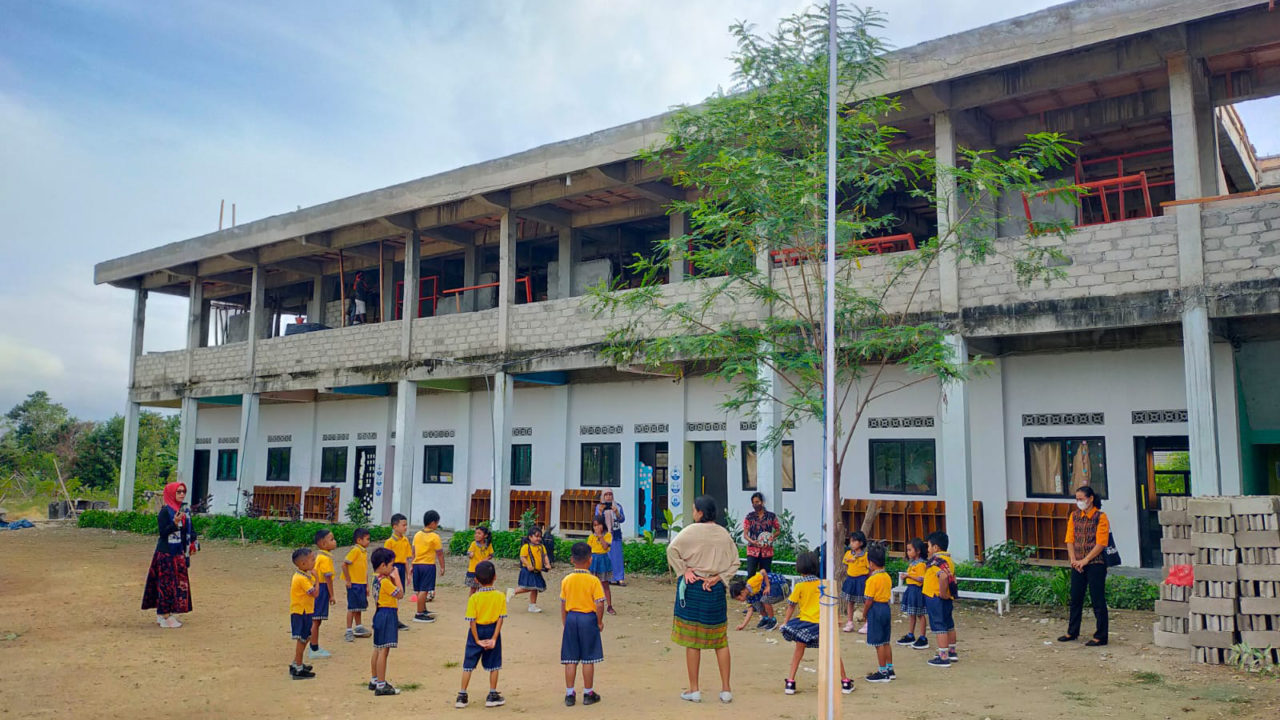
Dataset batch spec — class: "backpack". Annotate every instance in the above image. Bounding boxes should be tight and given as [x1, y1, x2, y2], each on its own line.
[933, 557, 957, 600]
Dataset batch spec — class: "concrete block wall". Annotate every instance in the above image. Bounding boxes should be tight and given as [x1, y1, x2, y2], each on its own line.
[960, 214, 1180, 305]
[411, 309, 499, 357]
[256, 322, 399, 377]
[132, 349, 187, 389]
[1202, 195, 1280, 287]
[775, 253, 942, 316]
[190, 343, 246, 383]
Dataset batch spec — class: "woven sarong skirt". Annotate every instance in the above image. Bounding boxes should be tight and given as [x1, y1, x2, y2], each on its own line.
[671, 579, 728, 650]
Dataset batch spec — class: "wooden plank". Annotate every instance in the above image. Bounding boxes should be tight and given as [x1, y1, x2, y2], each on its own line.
[1159, 185, 1280, 208]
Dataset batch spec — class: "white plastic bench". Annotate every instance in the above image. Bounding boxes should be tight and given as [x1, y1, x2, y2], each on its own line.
[890, 572, 1010, 615]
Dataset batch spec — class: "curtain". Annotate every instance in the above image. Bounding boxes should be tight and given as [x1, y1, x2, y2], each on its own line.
[1029, 441, 1062, 495]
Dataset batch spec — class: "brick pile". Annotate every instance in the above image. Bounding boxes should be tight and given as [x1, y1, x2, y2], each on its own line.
[1233, 496, 1280, 667]
[1153, 496, 1191, 649]
[1189, 497, 1239, 665]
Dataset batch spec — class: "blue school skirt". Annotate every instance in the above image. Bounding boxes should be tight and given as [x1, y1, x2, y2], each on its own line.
[561, 611, 604, 664]
[589, 553, 612, 578]
[289, 612, 312, 641]
[372, 606, 399, 649]
[841, 574, 866, 604]
[900, 584, 926, 616]
[412, 564, 437, 593]
[518, 568, 547, 591]
[781, 619, 820, 648]
[463, 622, 503, 671]
[866, 601, 891, 647]
[311, 583, 330, 620]
[347, 584, 369, 611]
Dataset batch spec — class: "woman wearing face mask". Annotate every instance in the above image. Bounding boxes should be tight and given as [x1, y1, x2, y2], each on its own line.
[1058, 485, 1109, 646]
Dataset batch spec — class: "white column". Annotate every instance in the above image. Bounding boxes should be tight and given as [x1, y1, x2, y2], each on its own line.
[401, 230, 420, 357]
[498, 210, 516, 349]
[1182, 302, 1222, 495]
[392, 380, 417, 520]
[755, 359, 784, 513]
[176, 396, 199, 486]
[235, 392, 261, 507]
[668, 211, 687, 283]
[935, 110, 961, 313]
[309, 276, 325, 325]
[490, 371, 514, 529]
[938, 334, 974, 562]
[381, 250, 396, 322]
[118, 288, 146, 510]
[551, 383, 571, 529]
[668, 379, 691, 527]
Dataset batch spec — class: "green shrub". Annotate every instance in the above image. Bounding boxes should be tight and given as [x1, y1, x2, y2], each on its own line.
[1106, 573, 1158, 610]
[78, 510, 390, 549]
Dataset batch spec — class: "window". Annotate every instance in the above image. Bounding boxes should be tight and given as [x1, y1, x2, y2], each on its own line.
[320, 446, 348, 484]
[423, 445, 454, 484]
[869, 439, 936, 495]
[1025, 437, 1108, 498]
[1152, 450, 1190, 495]
[741, 441, 796, 491]
[580, 443, 621, 487]
[266, 447, 291, 482]
[215, 449, 238, 481]
[512, 444, 532, 486]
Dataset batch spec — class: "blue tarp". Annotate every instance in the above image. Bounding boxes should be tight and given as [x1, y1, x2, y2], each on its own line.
[0, 519, 35, 530]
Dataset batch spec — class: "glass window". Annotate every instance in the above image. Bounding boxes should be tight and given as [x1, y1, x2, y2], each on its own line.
[1152, 449, 1190, 495]
[741, 441, 796, 492]
[215, 449, 238, 481]
[265, 447, 291, 482]
[581, 443, 621, 487]
[423, 445, 454, 484]
[869, 439, 936, 495]
[1025, 437, 1108, 498]
[512, 444, 532, 486]
[320, 446, 348, 484]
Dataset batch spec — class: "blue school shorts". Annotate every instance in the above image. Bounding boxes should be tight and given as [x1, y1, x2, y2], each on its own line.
[393, 562, 407, 588]
[561, 611, 604, 664]
[925, 596, 955, 634]
[347, 584, 369, 611]
[412, 564, 437, 593]
[372, 607, 399, 649]
[463, 622, 503, 671]
[289, 612, 312, 641]
[311, 583, 330, 620]
[865, 601, 892, 647]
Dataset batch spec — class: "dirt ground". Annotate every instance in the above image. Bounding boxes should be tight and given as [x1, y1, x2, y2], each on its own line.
[1, 526, 1277, 719]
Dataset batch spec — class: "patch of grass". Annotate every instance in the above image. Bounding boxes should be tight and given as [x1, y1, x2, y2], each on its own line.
[1060, 689, 1096, 706]
[443, 661, 459, 668]
[1195, 686, 1251, 704]
[1130, 671, 1164, 685]
[1, 631, 20, 641]
[398, 682, 422, 691]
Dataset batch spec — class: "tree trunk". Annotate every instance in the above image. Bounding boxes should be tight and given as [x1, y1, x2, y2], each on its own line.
[860, 501, 881, 536]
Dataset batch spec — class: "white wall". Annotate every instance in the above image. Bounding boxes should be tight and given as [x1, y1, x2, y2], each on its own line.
[195, 406, 241, 515]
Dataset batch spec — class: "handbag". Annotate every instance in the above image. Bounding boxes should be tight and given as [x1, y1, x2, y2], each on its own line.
[1103, 532, 1121, 567]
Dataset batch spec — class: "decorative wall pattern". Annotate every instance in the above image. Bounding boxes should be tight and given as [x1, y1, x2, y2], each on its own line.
[1131, 409, 1188, 424]
[867, 416, 935, 429]
[1021, 412, 1104, 426]
[580, 425, 623, 436]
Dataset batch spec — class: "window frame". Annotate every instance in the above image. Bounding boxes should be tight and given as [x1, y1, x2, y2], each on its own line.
[215, 448, 238, 481]
[868, 438, 938, 496]
[422, 444, 455, 484]
[511, 443, 532, 486]
[740, 440, 796, 492]
[319, 446, 348, 484]
[265, 446, 291, 483]
[580, 442, 622, 488]
[1023, 436, 1109, 499]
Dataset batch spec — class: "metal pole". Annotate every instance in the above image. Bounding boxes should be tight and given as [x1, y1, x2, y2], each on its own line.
[821, 2, 840, 718]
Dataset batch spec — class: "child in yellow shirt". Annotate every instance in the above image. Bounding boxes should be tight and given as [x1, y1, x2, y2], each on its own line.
[588, 517, 615, 615]
[862, 544, 895, 683]
[841, 530, 869, 633]
[779, 550, 854, 695]
[896, 538, 929, 649]
[730, 569, 789, 631]
[383, 514, 412, 631]
[342, 527, 372, 642]
[560, 542, 606, 706]
[369, 547, 404, 695]
[456, 560, 508, 708]
[465, 525, 495, 595]
[288, 548, 318, 680]
[512, 526, 551, 612]
[307, 529, 338, 659]
[412, 510, 446, 622]
[923, 531, 958, 668]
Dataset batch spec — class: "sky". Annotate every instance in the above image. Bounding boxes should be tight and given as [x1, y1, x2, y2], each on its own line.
[1, 0, 1277, 422]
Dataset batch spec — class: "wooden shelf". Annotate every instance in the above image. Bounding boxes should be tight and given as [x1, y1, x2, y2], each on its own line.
[469, 489, 492, 528]
[1005, 501, 1073, 563]
[252, 485, 301, 518]
[559, 490, 600, 533]
[508, 490, 551, 529]
[839, 499, 984, 561]
[302, 487, 340, 522]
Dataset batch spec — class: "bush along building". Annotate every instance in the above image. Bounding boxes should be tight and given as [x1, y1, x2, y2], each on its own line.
[96, 0, 1280, 567]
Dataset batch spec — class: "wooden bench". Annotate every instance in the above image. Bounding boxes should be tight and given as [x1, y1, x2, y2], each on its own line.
[890, 572, 1010, 615]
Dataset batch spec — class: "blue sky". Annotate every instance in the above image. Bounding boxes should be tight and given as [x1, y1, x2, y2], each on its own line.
[1, 0, 1276, 421]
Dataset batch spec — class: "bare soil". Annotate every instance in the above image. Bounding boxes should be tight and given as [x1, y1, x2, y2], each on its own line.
[0, 525, 1276, 719]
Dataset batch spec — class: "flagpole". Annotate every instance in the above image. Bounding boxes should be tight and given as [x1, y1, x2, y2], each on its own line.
[820, 1, 840, 719]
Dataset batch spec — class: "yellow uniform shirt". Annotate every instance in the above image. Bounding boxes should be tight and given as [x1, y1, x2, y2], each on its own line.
[787, 577, 821, 623]
[745, 570, 768, 595]
[843, 549, 869, 578]
[467, 541, 494, 573]
[373, 574, 401, 608]
[290, 570, 316, 614]
[904, 559, 925, 587]
[587, 533, 610, 555]
[560, 570, 606, 613]
[384, 534, 412, 564]
[922, 552, 956, 598]
[413, 530, 442, 565]
[344, 546, 369, 584]
[314, 550, 334, 582]
[864, 570, 892, 603]
[521, 543, 549, 571]
[465, 587, 508, 625]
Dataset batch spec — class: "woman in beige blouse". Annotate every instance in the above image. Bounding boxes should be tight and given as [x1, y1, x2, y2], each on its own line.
[666, 495, 741, 704]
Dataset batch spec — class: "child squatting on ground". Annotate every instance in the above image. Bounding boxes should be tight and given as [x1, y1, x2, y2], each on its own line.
[861, 543, 896, 683]
[288, 547, 319, 680]
[779, 550, 854, 696]
[896, 538, 930, 650]
[923, 531, 959, 667]
[511, 526, 551, 612]
[456, 560, 507, 708]
[561, 541, 606, 706]
[369, 546, 405, 695]
[730, 569, 789, 631]
[412, 510, 446, 623]
[342, 527, 373, 642]
[465, 525, 495, 596]
[307, 529, 338, 659]
[383, 514, 412, 631]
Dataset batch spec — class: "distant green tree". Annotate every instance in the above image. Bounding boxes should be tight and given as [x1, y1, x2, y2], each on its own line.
[73, 415, 125, 490]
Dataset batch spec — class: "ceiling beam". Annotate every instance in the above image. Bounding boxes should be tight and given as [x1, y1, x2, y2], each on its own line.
[571, 198, 664, 229]
[517, 204, 572, 229]
[992, 87, 1170, 147]
[478, 191, 511, 211]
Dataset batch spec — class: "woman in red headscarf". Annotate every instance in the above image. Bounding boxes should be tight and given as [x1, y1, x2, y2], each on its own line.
[141, 481, 199, 628]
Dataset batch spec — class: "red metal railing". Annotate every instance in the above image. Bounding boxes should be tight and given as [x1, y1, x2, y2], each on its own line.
[769, 233, 917, 266]
[395, 275, 440, 319]
[439, 277, 532, 313]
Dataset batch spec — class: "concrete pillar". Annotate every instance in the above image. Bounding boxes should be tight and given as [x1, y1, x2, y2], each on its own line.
[245, 266, 263, 371]
[117, 288, 146, 510]
[934, 111, 961, 314]
[755, 358, 784, 513]
[551, 383, 571, 529]
[198, 299, 211, 348]
[392, 379, 417, 520]
[668, 211, 687, 283]
[309, 276, 325, 325]
[938, 334, 974, 562]
[176, 396, 198, 487]
[381, 249, 396, 322]
[490, 371, 514, 529]
[462, 244, 479, 312]
[668, 380, 690, 528]
[1169, 54, 1221, 201]
[498, 210, 517, 349]
[235, 392, 260, 508]
[1182, 301, 1222, 496]
[401, 230, 420, 358]
[184, 277, 203, 381]
[556, 227, 578, 299]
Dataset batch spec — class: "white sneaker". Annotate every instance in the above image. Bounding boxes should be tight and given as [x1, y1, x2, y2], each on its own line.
[306, 647, 332, 659]
[719, 691, 733, 704]
[842, 621, 855, 633]
[858, 623, 868, 634]
[165, 616, 182, 628]
[156, 615, 165, 626]
[528, 604, 542, 613]
[680, 691, 701, 703]
[506, 587, 516, 602]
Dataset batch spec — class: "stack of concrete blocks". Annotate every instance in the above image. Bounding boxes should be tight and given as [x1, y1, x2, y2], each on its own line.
[1153, 496, 1192, 649]
[1233, 496, 1280, 666]
[1188, 497, 1239, 665]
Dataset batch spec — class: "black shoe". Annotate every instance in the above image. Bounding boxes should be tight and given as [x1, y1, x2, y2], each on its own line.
[1057, 634, 1077, 642]
[368, 681, 378, 691]
[301, 664, 313, 672]
[374, 683, 401, 696]
[485, 691, 506, 707]
[911, 636, 929, 650]
[564, 693, 576, 707]
[289, 665, 315, 679]
[755, 617, 770, 629]
[896, 633, 916, 646]
[887, 667, 897, 680]
[784, 679, 796, 695]
[865, 671, 891, 683]
[841, 678, 855, 693]
[1085, 638, 1108, 647]
[455, 691, 468, 708]
[766, 617, 779, 630]
[582, 691, 601, 706]
[949, 650, 959, 661]
[413, 612, 436, 623]
[397, 621, 410, 630]
[927, 656, 951, 668]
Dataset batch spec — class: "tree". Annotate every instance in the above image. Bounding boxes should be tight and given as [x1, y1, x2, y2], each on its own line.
[588, 4, 1076, 539]
[73, 414, 125, 490]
